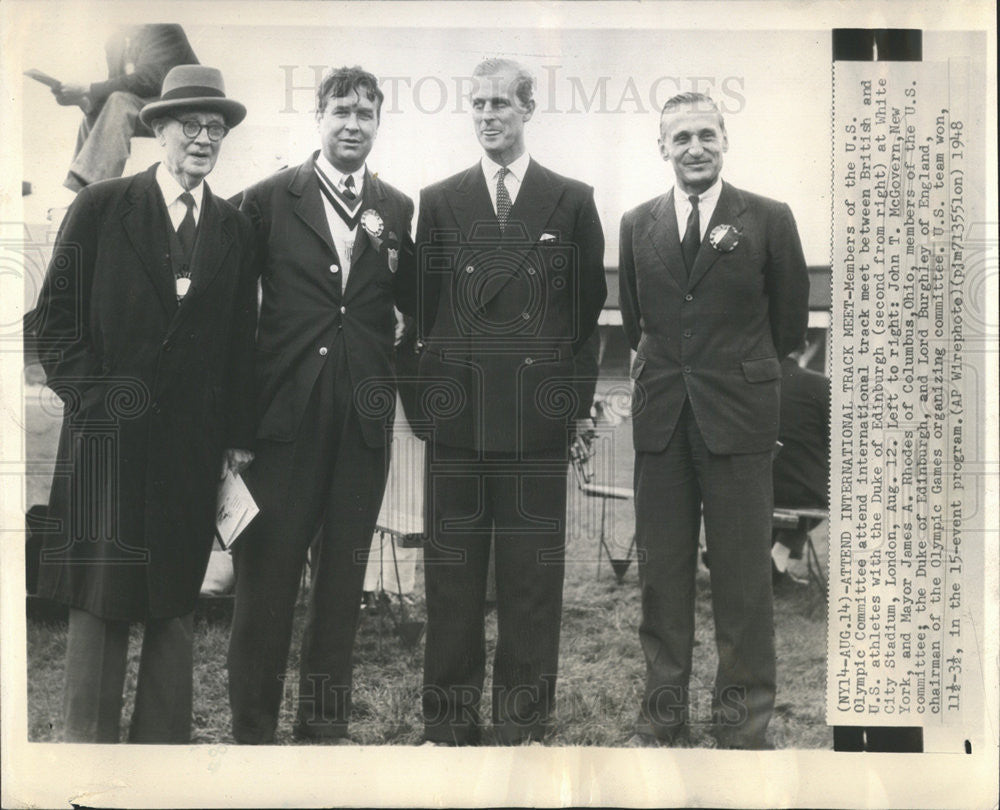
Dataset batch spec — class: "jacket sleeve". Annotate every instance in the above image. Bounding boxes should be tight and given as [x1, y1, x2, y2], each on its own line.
[392, 194, 418, 317]
[570, 187, 607, 419]
[223, 217, 260, 449]
[89, 24, 199, 108]
[764, 202, 810, 359]
[618, 210, 642, 352]
[28, 187, 105, 402]
[414, 188, 443, 340]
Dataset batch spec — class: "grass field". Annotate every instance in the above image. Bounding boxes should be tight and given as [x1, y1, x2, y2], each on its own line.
[24, 381, 831, 747]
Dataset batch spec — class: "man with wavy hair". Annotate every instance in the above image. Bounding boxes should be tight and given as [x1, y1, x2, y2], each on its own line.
[227, 65, 416, 744]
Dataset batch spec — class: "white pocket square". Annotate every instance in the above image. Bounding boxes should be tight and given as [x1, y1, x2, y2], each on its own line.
[539, 232, 558, 242]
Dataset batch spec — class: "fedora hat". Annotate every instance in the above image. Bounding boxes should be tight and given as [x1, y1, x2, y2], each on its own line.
[139, 65, 247, 128]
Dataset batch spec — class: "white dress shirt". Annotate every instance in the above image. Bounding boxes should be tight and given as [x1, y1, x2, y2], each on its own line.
[317, 152, 365, 286]
[481, 151, 531, 214]
[156, 162, 204, 229]
[673, 176, 723, 242]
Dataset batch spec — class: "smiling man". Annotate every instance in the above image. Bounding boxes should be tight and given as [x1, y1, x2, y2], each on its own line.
[226, 65, 416, 744]
[415, 58, 606, 745]
[29, 65, 256, 743]
[618, 92, 809, 748]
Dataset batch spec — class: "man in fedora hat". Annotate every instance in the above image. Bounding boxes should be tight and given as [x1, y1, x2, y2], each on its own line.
[29, 64, 257, 743]
[52, 23, 200, 191]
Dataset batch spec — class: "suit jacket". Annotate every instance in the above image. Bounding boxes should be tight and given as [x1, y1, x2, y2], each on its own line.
[29, 164, 258, 621]
[89, 24, 199, 112]
[416, 159, 606, 453]
[241, 153, 416, 448]
[619, 181, 809, 455]
[774, 357, 830, 507]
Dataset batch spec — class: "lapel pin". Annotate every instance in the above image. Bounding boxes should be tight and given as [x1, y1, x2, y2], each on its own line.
[709, 224, 741, 252]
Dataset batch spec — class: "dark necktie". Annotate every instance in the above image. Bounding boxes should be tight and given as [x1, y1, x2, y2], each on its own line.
[681, 194, 700, 277]
[342, 174, 358, 203]
[177, 192, 197, 264]
[496, 167, 512, 231]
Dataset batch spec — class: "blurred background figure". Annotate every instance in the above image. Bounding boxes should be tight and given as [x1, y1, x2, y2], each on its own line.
[771, 340, 830, 572]
[52, 23, 199, 191]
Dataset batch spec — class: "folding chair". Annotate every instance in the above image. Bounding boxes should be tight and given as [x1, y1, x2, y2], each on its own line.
[569, 414, 636, 584]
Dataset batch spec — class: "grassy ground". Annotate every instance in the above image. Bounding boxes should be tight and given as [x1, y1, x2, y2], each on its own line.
[25, 388, 830, 747]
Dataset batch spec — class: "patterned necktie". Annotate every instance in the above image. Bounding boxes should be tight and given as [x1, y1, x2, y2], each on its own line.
[496, 167, 512, 232]
[342, 174, 358, 203]
[177, 192, 197, 263]
[681, 194, 700, 277]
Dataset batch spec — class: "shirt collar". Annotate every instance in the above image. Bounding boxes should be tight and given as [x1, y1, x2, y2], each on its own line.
[481, 151, 531, 184]
[316, 151, 366, 193]
[673, 176, 723, 208]
[156, 162, 204, 210]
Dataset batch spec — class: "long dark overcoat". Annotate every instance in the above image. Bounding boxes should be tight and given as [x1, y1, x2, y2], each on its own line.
[30, 164, 257, 621]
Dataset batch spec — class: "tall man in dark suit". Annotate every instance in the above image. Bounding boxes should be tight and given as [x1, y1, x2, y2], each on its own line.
[227, 66, 416, 744]
[416, 58, 606, 745]
[619, 92, 809, 748]
[29, 65, 256, 742]
[52, 24, 199, 191]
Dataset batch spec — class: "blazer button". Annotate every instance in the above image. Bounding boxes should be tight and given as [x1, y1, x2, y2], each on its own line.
[465, 265, 474, 274]
[683, 365, 691, 373]
[525, 357, 533, 365]
[152, 402, 161, 414]
[527, 267, 536, 275]
[684, 293, 693, 301]
[683, 329, 692, 338]
[319, 347, 328, 356]
[340, 306, 347, 314]
[521, 312, 530, 320]
[330, 264, 339, 274]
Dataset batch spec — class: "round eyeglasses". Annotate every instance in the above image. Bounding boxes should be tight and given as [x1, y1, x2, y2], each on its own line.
[168, 117, 230, 142]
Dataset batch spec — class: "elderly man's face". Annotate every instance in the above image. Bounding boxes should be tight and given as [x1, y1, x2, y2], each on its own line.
[317, 89, 379, 173]
[471, 67, 534, 165]
[157, 110, 225, 190]
[658, 105, 728, 195]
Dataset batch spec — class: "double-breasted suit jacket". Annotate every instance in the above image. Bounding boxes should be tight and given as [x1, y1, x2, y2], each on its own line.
[416, 159, 606, 453]
[242, 153, 416, 448]
[31, 164, 258, 621]
[619, 182, 809, 455]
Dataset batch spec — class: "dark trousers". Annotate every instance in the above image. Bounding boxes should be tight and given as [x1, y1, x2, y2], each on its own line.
[66, 91, 151, 190]
[633, 402, 776, 748]
[63, 607, 194, 743]
[227, 340, 389, 743]
[422, 444, 567, 745]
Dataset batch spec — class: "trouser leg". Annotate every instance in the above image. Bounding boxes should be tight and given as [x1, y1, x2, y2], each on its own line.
[227, 357, 339, 743]
[66, 91, 146, 189]
[128, 613, 194, 743]
[695, 432, 776, 749]
[422, 444, 492, 744]
[63, 607, 129, 742]
[490, 450, 567, 744]
[632, 405, 702, 742]
[295, 373, 389, 739]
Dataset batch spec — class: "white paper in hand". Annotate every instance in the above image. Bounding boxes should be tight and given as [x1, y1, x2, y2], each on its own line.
[215, 471, 259, 549]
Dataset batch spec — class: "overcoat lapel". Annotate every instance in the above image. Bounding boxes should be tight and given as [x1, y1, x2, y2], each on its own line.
[120, 166, 177, 317]
[646, 192, 687, 291]
[687, 182, 747, 290]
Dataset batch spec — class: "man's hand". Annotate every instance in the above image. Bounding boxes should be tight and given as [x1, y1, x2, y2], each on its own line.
[52, 83, 91, 112]
[573, 417, 596, 441]
[221, 448, 255, 479]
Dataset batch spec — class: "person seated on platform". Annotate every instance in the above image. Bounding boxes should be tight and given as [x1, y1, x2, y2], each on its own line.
[772, 340, 830, 563]
[51, 23, 199, 191]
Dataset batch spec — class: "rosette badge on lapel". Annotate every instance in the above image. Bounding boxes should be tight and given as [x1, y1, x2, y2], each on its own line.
[361, 208, 385, 251]
[709, 223, 741, 253]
